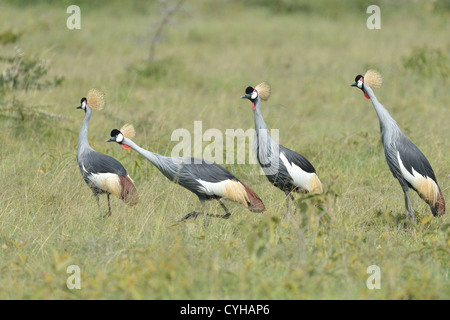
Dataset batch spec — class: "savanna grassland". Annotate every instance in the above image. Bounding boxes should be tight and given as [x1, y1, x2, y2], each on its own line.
[0, 0, 449, 300]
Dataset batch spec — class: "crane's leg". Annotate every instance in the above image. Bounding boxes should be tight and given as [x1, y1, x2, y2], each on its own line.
[290, 193, 298, 214]
[179, 210, 201, 221]
[178, 199, 231, 224]
[94, 192, 105, 218]
[94, 193, 101, 211]
[216, 199, 231, 219]
[179, 198, 205, 222]
[201, 201, 209, 227]
[285, 190, 291, 215]
[201, 200, 232, 226]
[403, 189, 416, 224]
[103, 194, 112, 218]
[285, 192, 298, 214]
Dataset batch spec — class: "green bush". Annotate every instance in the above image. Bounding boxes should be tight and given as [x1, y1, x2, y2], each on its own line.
[403, 46, 450, 78]
[0, 28, 23, 45]
[0, 47, 64, 92]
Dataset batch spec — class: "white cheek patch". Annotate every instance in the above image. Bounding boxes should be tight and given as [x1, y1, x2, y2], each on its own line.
[251, 91, 258, 100]
[116, 134, 124, 143]
[357, 79, 363, 88]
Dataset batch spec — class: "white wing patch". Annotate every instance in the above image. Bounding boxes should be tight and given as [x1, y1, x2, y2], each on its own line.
[88, 172, 121, 197]
[397, 151, 425, 189]
[196, 179, 232, 197]
[397, 151, 438, 204]
[279, 152, 316, 192]
[195, 178, 248, 206]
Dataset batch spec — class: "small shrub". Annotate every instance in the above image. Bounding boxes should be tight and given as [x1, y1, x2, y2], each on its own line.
[0, 29, 23, 45]
[403, 46, 450, 78]
[0, 47, 64, 92]
[131, 60, 169, 80]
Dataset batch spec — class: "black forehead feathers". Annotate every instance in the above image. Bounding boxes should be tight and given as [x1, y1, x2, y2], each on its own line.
[354, 75, 363, 82]
[80, 97, 87, 104]
[110, 129, 121, 137]
[245, 86, 254, 94]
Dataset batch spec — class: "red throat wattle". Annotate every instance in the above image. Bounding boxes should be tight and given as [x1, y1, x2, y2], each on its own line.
[252, 102, 255, 110]
[121, 144, 131, 150]
[364, 92, 370, 100]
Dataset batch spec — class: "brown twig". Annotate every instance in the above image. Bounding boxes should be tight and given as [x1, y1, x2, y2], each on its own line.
[148, 0, 186, 61]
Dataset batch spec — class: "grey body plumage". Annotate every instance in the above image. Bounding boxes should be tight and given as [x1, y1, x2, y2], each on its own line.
[77, 97, 137, 217]
[134, 151, 239, 202]
[352, 74, 445, 222]
[241, 83, 323, 214]
[107, 129, 265, 224]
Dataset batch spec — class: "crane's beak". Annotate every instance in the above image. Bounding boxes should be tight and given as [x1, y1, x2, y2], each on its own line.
[351, 83, 370, 99]
[241, 93, 251, 99]
[351, 82, 365, 92]
[77, 105, 82, 109]
[106, 137, 115, 142]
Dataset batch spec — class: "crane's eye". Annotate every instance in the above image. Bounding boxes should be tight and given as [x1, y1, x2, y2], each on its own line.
[251, 90, 258, 100]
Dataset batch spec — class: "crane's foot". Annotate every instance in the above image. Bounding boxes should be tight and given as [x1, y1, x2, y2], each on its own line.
[101, 211, 112, 219]
[219, 212, 231, 219]
[179, 211, 231, 222]
[179, 211, 202, 221]
[206, 212, 231, 219]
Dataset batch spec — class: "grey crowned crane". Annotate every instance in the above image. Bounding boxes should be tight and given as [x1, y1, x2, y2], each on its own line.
[241, 82, 323, 214]
[351, 70, 445, 222]
[106, 124, 265, 224]
[76, 89, 138, 217]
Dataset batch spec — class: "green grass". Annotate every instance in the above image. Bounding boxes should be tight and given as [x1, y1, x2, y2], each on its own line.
[0, 1, 449, 299]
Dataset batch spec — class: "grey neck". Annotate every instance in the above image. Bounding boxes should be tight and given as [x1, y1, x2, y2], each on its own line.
[122, 138, 161, 165]
[122, 137, 178, 179]
[253, 97, 269, 132]
[77, 107, 94, 156]
[364, 85, 401, 142]
[252, 97, 279, 174]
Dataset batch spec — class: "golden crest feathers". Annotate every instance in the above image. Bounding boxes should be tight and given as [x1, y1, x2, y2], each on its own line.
[120, 123, 136, 139]
[86, 88, 106, 110]
[364, 69, 383, 89]
[255, 81, 271, 101]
